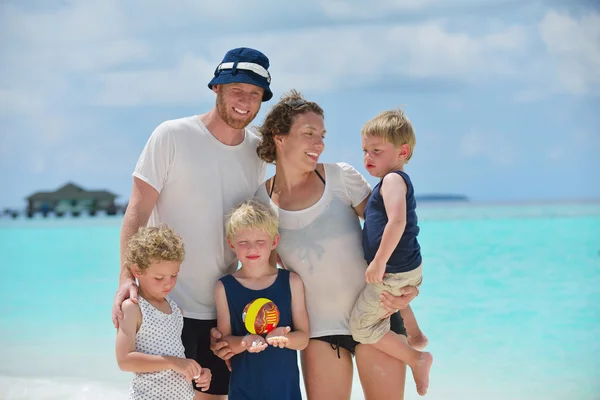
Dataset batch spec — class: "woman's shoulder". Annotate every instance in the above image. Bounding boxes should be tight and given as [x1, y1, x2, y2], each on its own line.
[323, 162, 361, 176]
[324, 162, 371, 205]
[322, 162, 368, 185]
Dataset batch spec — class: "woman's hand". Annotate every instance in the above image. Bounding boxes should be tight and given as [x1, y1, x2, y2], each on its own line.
[380, 286, 419, 318]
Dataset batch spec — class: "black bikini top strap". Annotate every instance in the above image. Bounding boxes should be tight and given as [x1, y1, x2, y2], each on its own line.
[314, 168, 326, 185]
[268, 175, 276, 199]
[267, 169, 325, 199]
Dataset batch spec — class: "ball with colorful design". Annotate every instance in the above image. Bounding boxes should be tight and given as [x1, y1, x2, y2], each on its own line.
[242, 297, 280, 335]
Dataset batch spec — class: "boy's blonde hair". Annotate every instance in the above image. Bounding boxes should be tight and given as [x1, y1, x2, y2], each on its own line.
[226, 200, 279, 241]
[362, 107, 416, 162]
[124, 224, 185, 274]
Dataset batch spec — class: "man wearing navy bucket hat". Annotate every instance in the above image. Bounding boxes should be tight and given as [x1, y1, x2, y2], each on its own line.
[112, 47, 272, 399]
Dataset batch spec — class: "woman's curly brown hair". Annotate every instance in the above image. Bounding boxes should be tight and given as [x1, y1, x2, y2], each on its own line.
[256, 89, 324, 164]
[124, 224, 185, 274]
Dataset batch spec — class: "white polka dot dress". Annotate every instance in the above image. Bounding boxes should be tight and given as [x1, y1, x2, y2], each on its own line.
[129, 296, 194, 400]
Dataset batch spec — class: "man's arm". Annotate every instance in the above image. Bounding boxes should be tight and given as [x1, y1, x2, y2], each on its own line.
[112, 177, 159, 328]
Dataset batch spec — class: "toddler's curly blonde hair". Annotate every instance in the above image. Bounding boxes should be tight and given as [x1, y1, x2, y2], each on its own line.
[124, 224, 185, 274]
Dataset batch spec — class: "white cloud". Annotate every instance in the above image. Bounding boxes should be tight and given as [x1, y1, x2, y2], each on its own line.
[0, 1, 151, 132]
[6, 1, 595, 112]
[1, 1, 598, 181]
[3, 2, 150, 74]
[94, 53, 216, 106]
[540, 10, 600, 95]
[516, 9, 600, 100]
[0, 2, 153, 175]
[316, 0, 508, 19]
[3, 2, 599, 114]
[94, 21, 526, 106]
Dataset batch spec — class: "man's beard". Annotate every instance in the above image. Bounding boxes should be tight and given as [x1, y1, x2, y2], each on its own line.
[216, 95, 259, 130]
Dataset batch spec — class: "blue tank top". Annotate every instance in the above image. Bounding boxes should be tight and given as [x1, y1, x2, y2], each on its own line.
[362, 170, 422, 273]
[219, 269, 301, 400]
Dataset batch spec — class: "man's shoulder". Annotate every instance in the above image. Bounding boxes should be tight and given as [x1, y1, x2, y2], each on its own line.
[245, 126, 264, 145]
[149, 116, 204, 144]
[240, 127, 267, 167]
[253, 180, 269, 199]
[158, 116, 199, 132]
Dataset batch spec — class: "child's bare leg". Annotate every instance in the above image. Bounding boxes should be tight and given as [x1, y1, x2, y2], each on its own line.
[401, 305, 429, 350]
[372, 331, 433, 396]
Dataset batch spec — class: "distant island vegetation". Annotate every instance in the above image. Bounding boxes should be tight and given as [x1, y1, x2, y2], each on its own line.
[415, 194, 469, 202]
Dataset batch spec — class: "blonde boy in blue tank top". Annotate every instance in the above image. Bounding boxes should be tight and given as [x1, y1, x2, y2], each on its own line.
[215, 200, 309, 400]
[349, 109, 433, 396]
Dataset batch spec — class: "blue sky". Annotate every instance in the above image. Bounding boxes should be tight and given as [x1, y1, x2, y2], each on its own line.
[1, 0, 599, 209]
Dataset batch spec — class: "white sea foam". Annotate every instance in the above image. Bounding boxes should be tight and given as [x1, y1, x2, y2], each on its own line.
[0, 375, 128, 400]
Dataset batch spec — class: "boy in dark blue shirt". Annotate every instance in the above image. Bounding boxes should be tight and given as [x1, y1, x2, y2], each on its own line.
[349, 109, 433, 396]
[215, 200, 309, 400]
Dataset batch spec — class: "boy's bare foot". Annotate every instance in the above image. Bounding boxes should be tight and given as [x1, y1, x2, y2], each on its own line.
[411, 351, 433, 396]
[408, 332, 429, 350]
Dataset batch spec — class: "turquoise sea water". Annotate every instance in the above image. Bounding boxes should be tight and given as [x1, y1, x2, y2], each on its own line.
[0, 202, 599, 399]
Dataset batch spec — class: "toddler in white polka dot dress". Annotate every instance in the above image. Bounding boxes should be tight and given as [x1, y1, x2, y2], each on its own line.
[116, 225, 212, 400]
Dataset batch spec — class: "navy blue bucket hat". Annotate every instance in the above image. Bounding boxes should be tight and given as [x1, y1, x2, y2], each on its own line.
[208, 47, 273, 102]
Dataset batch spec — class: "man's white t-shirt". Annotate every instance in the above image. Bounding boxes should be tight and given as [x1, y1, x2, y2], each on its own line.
[254, 162, 371, 337]
[133, 116, 266, 320]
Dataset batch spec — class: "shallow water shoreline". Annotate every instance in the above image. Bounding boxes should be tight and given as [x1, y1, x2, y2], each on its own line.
[2, 203, 598, 400]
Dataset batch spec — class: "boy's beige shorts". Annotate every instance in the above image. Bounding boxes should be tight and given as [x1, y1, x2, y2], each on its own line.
[349, 265, 422, 344]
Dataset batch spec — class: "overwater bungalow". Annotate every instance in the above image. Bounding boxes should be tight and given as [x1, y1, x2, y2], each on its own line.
[26, 183, 118, 217]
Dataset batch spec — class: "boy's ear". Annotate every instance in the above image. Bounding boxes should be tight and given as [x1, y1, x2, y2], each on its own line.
[226, 237, 235, 251]
[271, 234, 280, 250]
[130, 264, 142, 278]
[398, 144, 411, 160]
